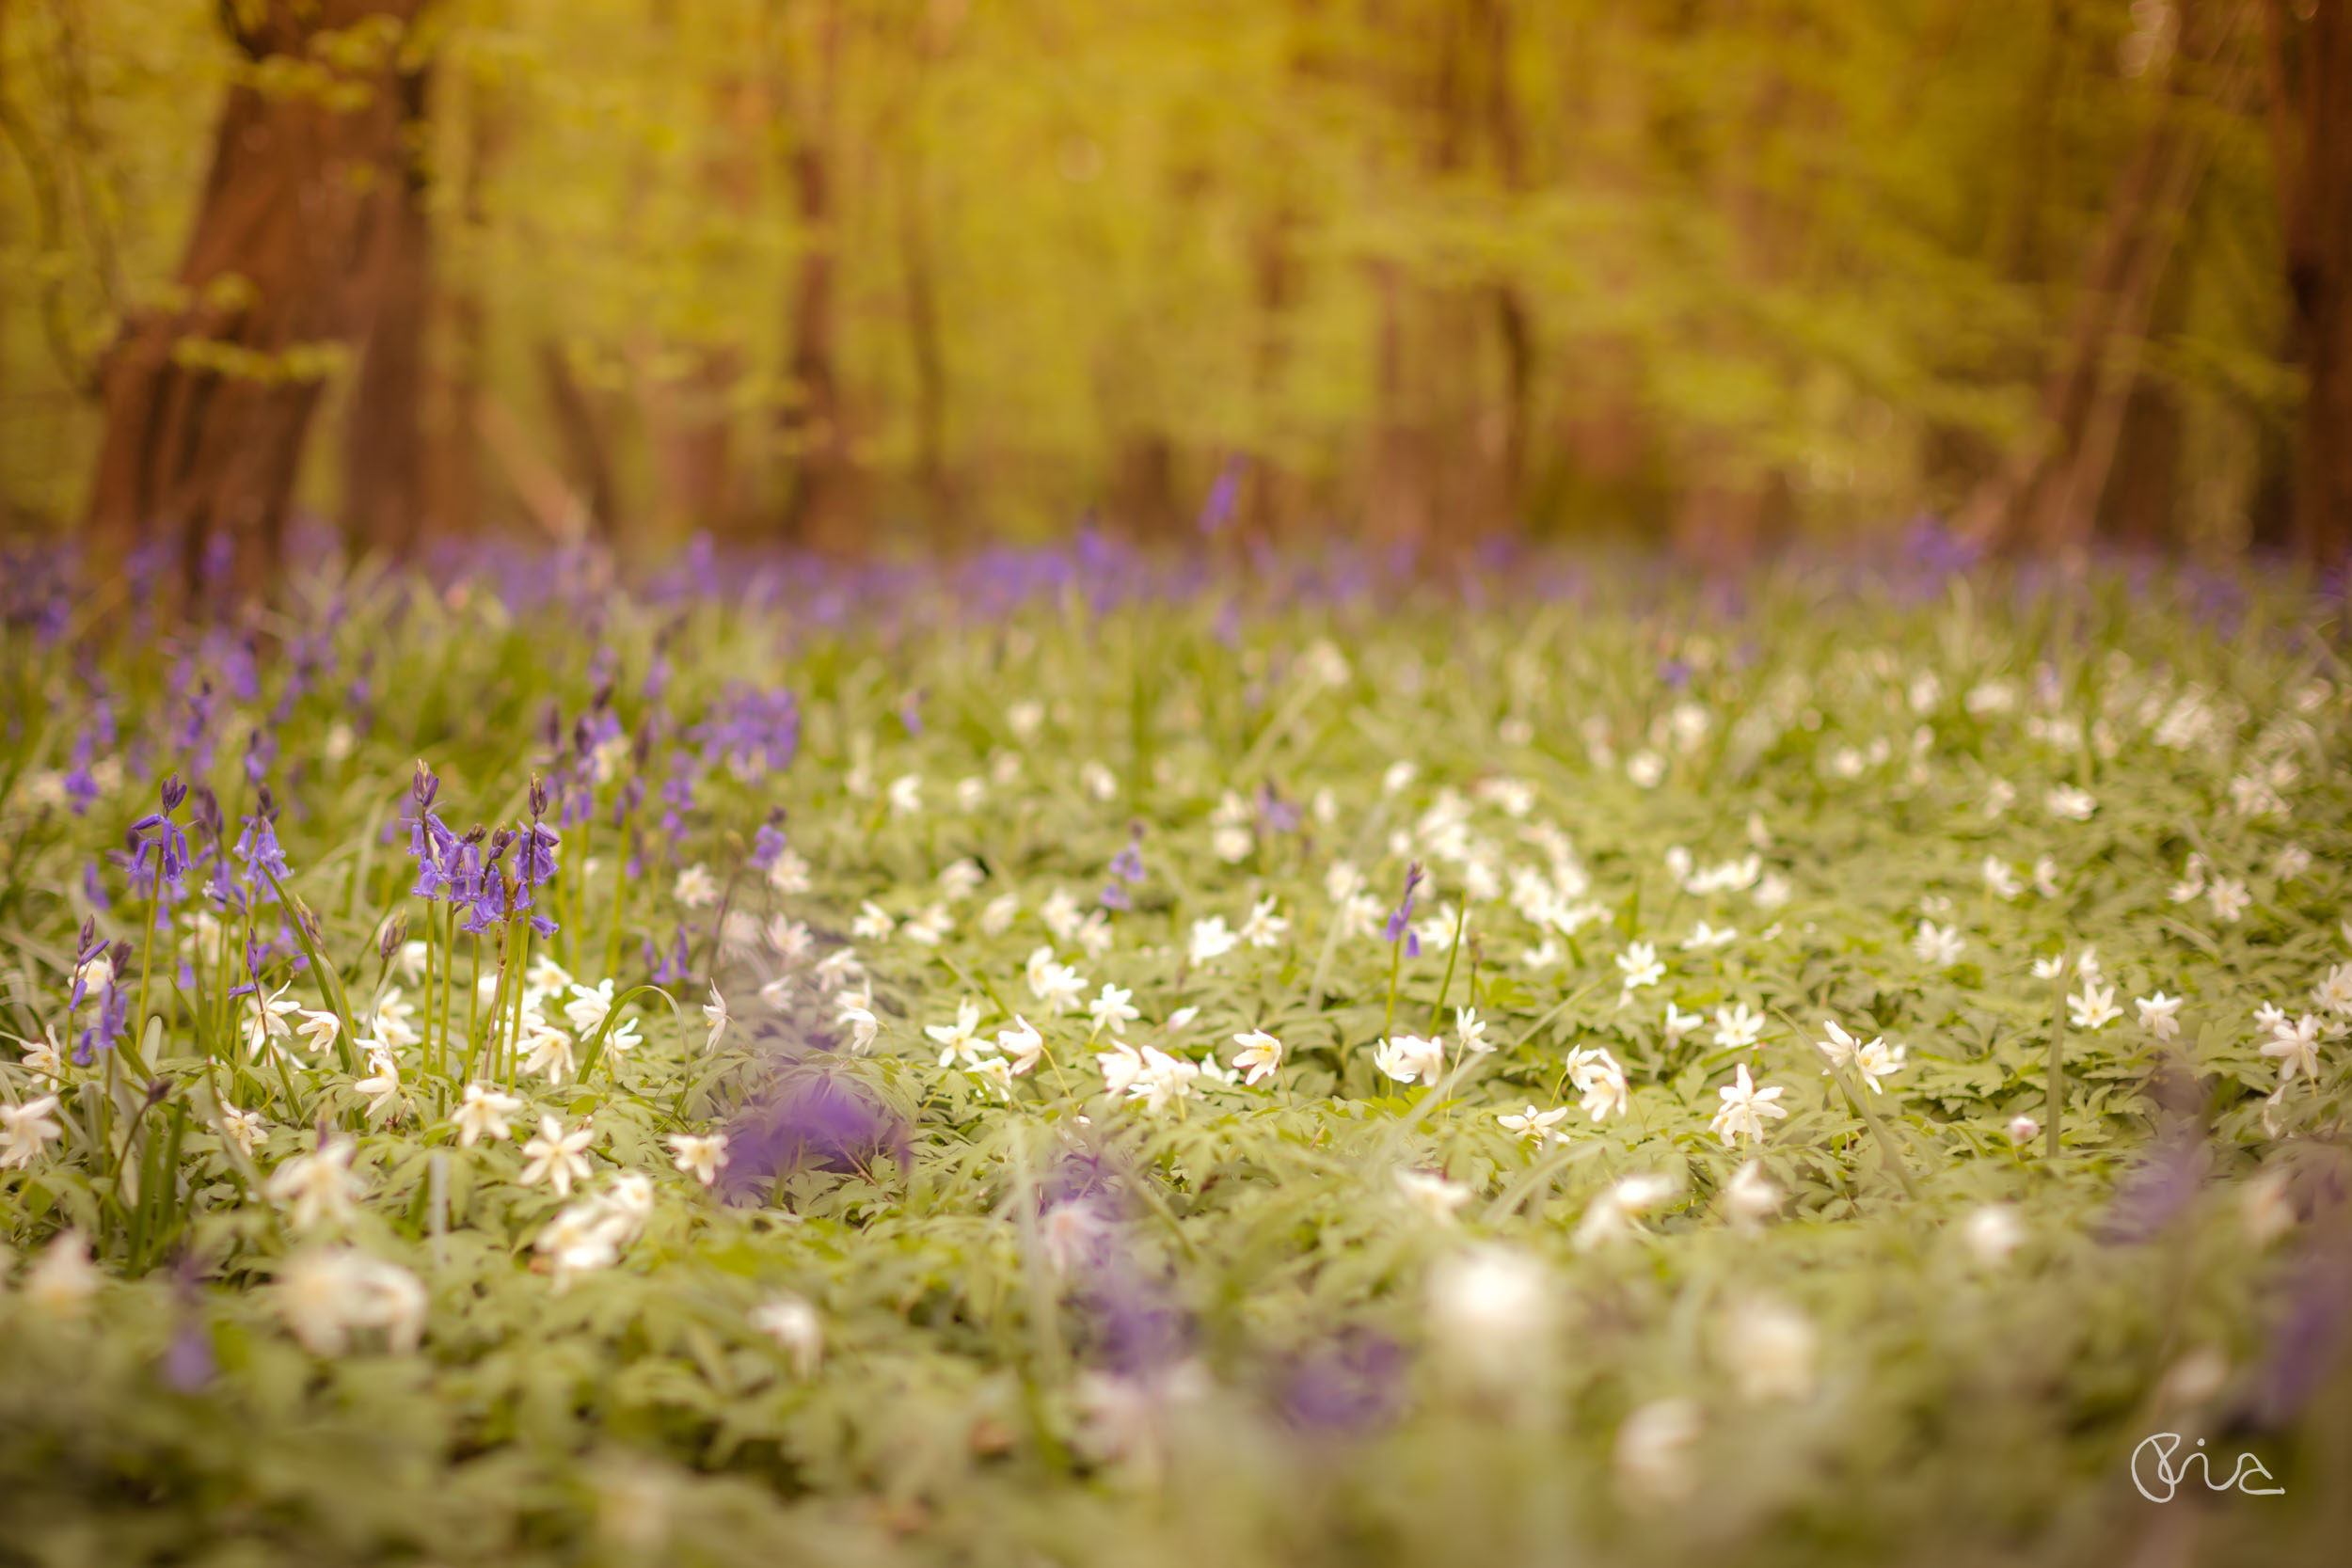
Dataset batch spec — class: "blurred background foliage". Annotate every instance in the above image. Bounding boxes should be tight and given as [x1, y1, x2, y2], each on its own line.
[0, 0, 2337, 570]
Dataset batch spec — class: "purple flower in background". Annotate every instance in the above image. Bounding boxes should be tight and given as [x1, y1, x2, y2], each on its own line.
[898, 689, 925, 736]
[650, 926, 691, 986]
[62, 733, 99, 816]
[1658, 657, 1692, 689]
[243, 727, 278, 786]
[1099, 882, 1133, 911]
[2241, 1242, 2352, 1431]
[1197, 455, 1247, 536]
[1254, 782, 1300, 835]
[751, 819, 789, 872]
[657, 757, 701, 836]
[84, 860, 112, 913]
[1108, 842, 1146, 884]
[690, 683, 801, 782]
[162, 1258, 215, 1393]
[2097, 1124, 2211, 1244]
[1279, 1328, 1407, 1437]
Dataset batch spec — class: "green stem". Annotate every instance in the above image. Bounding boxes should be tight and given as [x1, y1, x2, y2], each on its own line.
[1425, 903, 1468, 1037]
[135, 894, 157, 1066]
[2045, 969, 2068, 1163]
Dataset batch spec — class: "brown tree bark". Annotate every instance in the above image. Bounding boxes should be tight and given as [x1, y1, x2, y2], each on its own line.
[342, 59, 434, 562]
[84, 1, 422, 610]
[2269, 0, 2352, 562]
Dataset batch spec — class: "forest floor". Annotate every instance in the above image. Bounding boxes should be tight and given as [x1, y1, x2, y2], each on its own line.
[0, 546, 2346, 1566]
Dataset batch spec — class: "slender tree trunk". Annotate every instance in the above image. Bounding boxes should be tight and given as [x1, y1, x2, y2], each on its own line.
[429, 87, 499, 545]
[538, 341, 618, 539]
[83, 1, 421, 610]
[901, 191, 951, 544]
[1958, 21, 2244, 555]
[646, 70, 765, 540]
[775, 0, 857, 553]
[2273, 0, 2352, 562]
[343, 60, 434, 562]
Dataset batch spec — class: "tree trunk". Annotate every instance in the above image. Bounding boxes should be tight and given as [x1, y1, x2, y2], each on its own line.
[1957, 20, 2246, 556]
[84, 1, 422, 610]
[2274, 0, 2352, 562]
[775, 0, 858, 554]
[342, 60, 434, 562]
[538, 341, 619, 539]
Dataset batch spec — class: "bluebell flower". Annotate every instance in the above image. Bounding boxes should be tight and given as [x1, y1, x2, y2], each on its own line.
[235, 812, 291, 892]
[1197, 454, 1246, 535]
[1384, 863, 1424, 958]
[243, 728, 278, 786]
[751, 819, 789, 871]
[62, 736, 99, 816]
[131, 781, 194, 898]
[689, 683, 801, 780]
[1108, 843, 1146, 884]
[1255, 782, 1300, 834]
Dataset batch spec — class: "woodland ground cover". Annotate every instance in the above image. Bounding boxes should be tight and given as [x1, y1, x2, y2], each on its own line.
[0, 541, 2347, 1567]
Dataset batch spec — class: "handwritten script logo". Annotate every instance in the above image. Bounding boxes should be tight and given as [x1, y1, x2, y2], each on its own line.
[2130, 1433, 2284, 1502]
